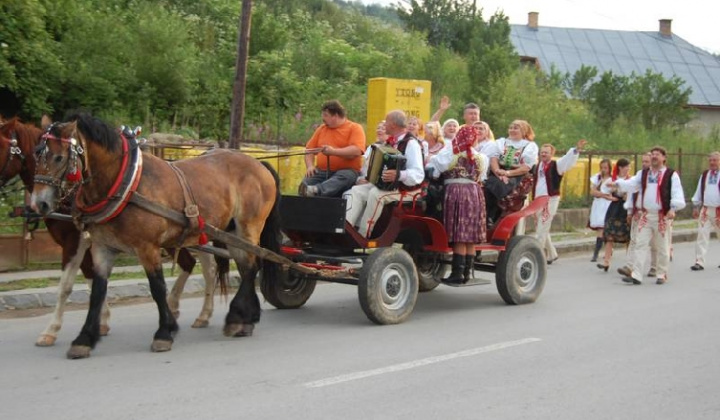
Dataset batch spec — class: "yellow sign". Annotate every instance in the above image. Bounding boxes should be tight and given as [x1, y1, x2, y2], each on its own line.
[367, 78, 431, 145]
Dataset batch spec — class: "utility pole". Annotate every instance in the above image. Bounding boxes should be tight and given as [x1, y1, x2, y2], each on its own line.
[229, 0, 253, 149]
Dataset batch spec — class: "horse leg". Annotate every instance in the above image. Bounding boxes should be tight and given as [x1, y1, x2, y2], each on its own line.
[67, 245, 116, 359]
[79, 250, 112, 337]
[192, 251, 217, 328]
[139, 247, 179, 353]
[166, 248, 190, 320]
[224, 250, 260, 338]
[36, 237, 91, 347]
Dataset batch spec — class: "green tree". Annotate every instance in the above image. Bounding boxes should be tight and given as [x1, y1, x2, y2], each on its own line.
[0, 0, 63, 118]
[484, 67, 592, 149]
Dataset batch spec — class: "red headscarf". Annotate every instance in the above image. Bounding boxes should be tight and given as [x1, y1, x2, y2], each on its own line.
[452, 125, 478, 162]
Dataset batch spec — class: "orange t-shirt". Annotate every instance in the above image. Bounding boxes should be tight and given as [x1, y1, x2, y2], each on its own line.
[305, 120, 366, 172]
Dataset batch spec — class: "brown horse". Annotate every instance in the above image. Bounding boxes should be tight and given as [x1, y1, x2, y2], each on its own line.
[0, 117, 219, 347]
[32, 113, 281, 358]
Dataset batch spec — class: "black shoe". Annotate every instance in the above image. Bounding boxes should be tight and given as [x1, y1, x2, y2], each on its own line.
[590, 256, 598, 263]
[547, 257, 558, 265]
[596, 263, 609, 272]
[690, 263, 704, 271]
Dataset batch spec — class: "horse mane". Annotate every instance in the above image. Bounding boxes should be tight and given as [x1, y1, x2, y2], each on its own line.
[67, 113, 121, 153]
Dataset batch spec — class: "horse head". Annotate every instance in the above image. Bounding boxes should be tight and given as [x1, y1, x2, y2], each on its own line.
[0, 117, 41, 190]
[31, 120, 84, 215]
[32, 113, 136, 218]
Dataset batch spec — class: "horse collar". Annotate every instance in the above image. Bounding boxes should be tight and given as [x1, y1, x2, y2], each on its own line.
[74, 134, 144, 225]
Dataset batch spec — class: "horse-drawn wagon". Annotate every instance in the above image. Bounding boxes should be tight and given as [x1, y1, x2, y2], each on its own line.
[261, 193, 548, 325]
[7, 113, 547, 358]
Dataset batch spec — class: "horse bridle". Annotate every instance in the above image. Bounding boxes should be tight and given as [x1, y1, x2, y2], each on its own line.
[0, 131, 25, 188]
[34, 123, 85, 200]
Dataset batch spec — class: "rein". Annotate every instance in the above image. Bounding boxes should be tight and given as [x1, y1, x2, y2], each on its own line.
[243, 147, 322, 160]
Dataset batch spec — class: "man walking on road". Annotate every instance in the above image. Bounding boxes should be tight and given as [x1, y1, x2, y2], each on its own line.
[618, 153, 659, 278]
[609, 146, 685, 285]
[531, 139, 586, 264]
[690, 151, 720, 271]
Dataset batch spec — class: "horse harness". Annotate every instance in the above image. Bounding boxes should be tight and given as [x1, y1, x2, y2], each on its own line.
[37, 125, 206, 245]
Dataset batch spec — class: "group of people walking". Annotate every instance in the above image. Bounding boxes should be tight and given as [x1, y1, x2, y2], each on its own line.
[587, 148, 720, 284]
[296, 98, 719, 286]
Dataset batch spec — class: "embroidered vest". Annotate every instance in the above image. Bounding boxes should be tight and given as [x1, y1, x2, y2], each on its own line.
[532, 160, 562, 199]
[635, 167, 674, 214]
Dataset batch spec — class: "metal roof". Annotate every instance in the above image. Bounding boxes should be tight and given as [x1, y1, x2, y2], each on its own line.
[510, 24, 720, 106]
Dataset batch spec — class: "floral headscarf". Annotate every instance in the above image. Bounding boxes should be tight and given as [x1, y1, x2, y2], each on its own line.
[452, 125, 478, 163]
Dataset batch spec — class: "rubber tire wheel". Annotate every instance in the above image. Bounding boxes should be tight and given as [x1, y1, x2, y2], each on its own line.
[495, 235, 546, 305]
[358, 247, 419, 325]
[261, 268, 316, 309]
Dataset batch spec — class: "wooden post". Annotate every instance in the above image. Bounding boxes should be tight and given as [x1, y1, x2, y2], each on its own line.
[229, 0, 253, 150]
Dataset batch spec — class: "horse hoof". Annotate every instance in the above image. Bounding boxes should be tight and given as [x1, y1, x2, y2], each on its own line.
[151, 339, 173, 352]
[191, 319, 209, 328]
[223, 323, 254, 337]
[66, 345, 92, 359]
[35, 334, 57, 347]
[99, 325, 111, 336]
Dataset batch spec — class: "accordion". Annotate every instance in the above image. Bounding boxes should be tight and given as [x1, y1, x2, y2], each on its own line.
[365, 144, 407, 191]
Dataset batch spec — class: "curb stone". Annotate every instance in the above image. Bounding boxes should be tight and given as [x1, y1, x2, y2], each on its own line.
[0, 229, 709, 312]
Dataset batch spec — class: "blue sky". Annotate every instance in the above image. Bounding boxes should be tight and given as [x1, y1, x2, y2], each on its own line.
[358, 0, 720, 54]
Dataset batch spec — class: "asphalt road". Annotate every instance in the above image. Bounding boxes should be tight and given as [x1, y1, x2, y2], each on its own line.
[1, 241, 719, 420]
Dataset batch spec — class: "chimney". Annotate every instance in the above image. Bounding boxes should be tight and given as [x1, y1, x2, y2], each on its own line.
[659, 19, 672, 37]
[528, 12, 539, 30]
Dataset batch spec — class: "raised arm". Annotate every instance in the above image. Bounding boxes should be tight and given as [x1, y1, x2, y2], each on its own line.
[429, 95, 451, 123]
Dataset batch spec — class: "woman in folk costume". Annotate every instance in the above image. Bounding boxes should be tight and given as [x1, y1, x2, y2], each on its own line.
[597, 158, 632, 271]
[427, 125, 489, 284]
[484, 120, 539, 226]
[588, 158, 613, 262]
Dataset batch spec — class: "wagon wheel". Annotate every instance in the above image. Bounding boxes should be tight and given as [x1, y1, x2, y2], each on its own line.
[495, 235, 546, 305]
[358, 247, 418, 325]
[261, 266, 316, 309]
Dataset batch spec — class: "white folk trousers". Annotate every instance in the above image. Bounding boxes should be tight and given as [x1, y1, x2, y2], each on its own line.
[694, 206, 720, 267]
[534, 195, 560, 261]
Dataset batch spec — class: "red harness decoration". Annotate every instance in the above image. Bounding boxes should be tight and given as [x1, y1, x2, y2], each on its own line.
[75, 134, 143, 224]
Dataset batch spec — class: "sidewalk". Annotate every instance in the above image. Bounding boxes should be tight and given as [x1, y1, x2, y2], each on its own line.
[0, 227, 703, 312]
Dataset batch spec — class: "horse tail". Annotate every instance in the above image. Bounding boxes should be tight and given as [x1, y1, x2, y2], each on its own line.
[259, 161, 281, 282]
[213, 241, 230, 300]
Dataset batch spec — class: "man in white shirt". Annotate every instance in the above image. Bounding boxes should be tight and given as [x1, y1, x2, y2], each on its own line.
[618, 153, 659, 278]
[532, 139, 586, 264]
[690, 151, 720, 271]
[609, 146, 685, 285]
[344, 110, 425, 238]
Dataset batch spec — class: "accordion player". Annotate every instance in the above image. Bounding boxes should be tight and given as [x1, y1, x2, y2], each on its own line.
[365, 144, 407, 190]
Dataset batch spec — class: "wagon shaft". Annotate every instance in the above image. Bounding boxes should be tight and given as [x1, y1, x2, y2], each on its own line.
[202, 223, 316, 275]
